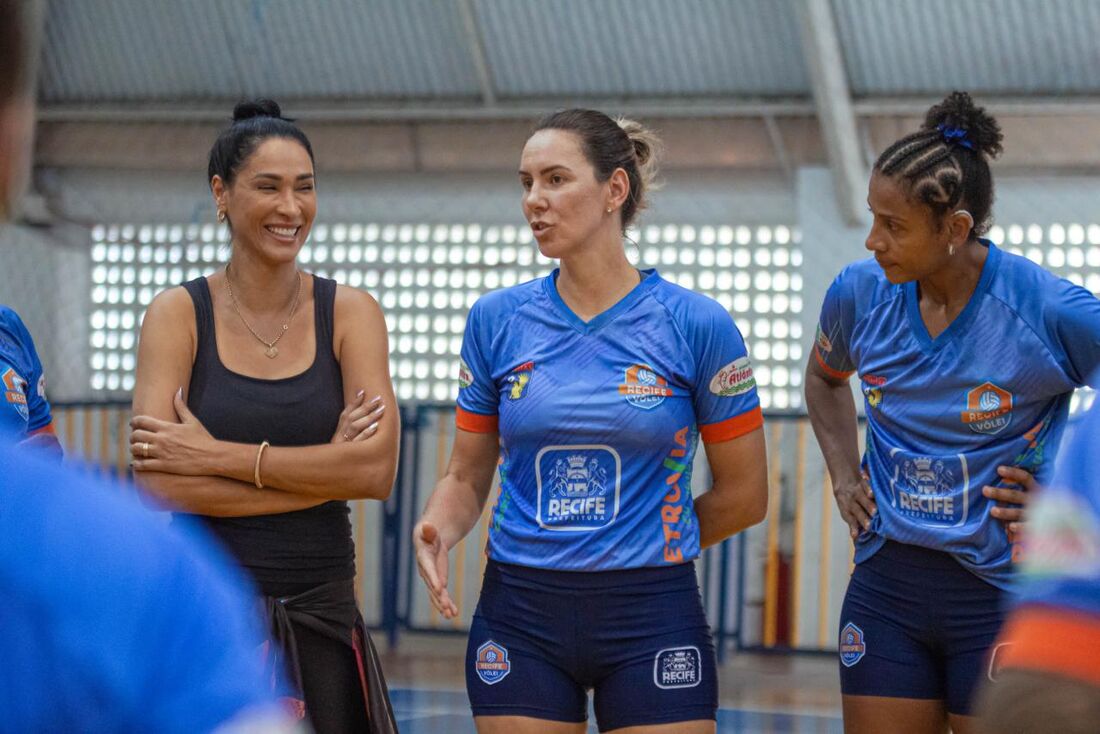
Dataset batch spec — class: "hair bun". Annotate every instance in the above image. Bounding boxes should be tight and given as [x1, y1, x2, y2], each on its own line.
[922, 91, 1003, 159]
[616, 116, 663, 198]
[232, 98, 283, 123]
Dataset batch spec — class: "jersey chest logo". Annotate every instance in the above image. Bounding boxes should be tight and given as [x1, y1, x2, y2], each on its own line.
[961, 382, 1013, 435]
[618, 364, 672, 409]
[886, 449, 970, 528]
[535, 445, 622, 531]
[505, 361, 533, 400]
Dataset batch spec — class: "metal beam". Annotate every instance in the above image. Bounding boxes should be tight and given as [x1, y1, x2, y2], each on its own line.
[36, 97, 818, 123]
[456, 0, 496, 107]
[795, 0, 865, 225]
[36, 95, 1100, 125]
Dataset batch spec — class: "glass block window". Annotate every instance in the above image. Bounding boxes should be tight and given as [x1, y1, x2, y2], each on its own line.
[89, 222, 802, 408]
[988, 223, 1098, 414]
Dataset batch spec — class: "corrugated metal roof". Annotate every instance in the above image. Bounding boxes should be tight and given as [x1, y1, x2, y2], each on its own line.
[475, 0, 809, 97]
[39, 0, 483, 103]
[37, 0, 1100, 107]
[834, 0, 1100, 95]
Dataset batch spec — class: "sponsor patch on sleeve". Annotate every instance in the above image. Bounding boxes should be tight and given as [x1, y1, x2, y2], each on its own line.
[457, 359, 474, 389]
[709, 357, 756, 397]
[36, 374, 47, 399]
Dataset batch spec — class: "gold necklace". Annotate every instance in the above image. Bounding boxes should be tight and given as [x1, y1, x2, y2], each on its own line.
[224, 263, 303, 359]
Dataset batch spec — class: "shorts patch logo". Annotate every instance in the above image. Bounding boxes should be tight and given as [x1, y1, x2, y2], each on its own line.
[536, 444, 622, 531]
[961, 382, 1013, 435]
[653, 646, 701, 689]
[619, 364, 672, 409]
[474, 641, 510, 685]
[506, 361, 533, 400]
[709, 356, 756, 397]
[457, 359, 474, 389]
[839, 622, 866, 667]
[2, 367, 29, 421]
[886, 448, 970, 528]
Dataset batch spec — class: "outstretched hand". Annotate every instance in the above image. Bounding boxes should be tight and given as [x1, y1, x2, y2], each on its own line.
[413, 520, 458, 619]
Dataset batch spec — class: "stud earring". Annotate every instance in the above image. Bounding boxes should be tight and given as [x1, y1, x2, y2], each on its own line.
[606, 207, 613, 214]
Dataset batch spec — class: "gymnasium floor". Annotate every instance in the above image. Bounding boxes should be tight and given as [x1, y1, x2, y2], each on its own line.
[381, 634, 843, 733]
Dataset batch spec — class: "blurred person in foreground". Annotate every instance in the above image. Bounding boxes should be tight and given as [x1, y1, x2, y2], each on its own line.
[0, 1, 299, 730]
[975, 399, 1100, 733]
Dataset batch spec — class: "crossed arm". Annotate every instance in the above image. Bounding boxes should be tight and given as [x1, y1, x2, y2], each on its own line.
[130, 285, 399, 516]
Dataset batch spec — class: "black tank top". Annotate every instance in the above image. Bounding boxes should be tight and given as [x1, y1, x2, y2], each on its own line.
[179, 275, 355, 594]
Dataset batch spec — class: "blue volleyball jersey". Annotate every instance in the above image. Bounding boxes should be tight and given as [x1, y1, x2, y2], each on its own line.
[456, 269, 762, 571]
[814, 242, 1100, 589]
[0, 305, 52, 436]
[1016, 399, 1100, 617]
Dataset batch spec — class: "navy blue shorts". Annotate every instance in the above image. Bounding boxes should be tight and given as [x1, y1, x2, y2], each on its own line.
[838, 541, 1007, 715]
[466, 559, 717, 731]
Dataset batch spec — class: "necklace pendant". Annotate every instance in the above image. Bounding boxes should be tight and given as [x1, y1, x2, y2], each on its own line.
[265, 346, 279, 359]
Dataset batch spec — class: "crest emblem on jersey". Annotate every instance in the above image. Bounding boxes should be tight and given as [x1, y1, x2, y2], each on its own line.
[815, 325, 833, 354]
[961, 382, 1013, 435]
[505, 361, 533, 400]
[618, 364, 672, 409]
[536, 444, 622, 531]
[862, 375, 885, 409]
[654, 646, 702, 689]
[709, 357, 756, 397]
[474, 641, 511, 685]
[886, 448, 969, 527]
[2, 367, 29, 421]
[839, 622, 866, 667]
[457, 359, 474, 389]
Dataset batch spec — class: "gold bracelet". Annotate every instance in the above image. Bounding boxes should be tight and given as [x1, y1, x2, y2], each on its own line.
[254, 440, 270, 489]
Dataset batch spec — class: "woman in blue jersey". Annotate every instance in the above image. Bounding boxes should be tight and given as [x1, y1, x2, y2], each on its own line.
[414, 109, 769, 734]
[806, 92, 1100, 733]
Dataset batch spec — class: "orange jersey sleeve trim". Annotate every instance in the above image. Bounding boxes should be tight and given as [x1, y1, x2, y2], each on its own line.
[28, 422, 56, 436]
[813, 347, 855, 381]
[700, 406, 764, 444]
[455, 406, 499, 433]
[998, 606, 1100, 687]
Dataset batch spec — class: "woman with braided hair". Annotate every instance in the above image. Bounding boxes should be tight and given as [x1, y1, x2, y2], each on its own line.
[805, 91, 1100, 732]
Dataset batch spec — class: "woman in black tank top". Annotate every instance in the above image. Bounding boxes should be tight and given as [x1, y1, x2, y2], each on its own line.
[129, 100, 398, 734]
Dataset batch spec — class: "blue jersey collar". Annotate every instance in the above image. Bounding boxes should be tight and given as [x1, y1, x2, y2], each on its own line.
[544, 268, 660, 335]
[905, 239, 1002, 351]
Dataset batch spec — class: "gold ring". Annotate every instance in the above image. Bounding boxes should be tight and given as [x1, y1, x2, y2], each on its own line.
[142, 441, 150, 458]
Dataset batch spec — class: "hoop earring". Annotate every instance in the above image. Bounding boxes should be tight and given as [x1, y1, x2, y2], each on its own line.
[949, 244, 955, 256]
[217, 209, 227, 223]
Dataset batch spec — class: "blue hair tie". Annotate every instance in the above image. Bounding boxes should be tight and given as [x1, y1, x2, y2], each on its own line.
[937, 124, 975, 150]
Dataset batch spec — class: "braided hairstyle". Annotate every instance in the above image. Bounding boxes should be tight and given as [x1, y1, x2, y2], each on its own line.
[874, 92, 1003, 236]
